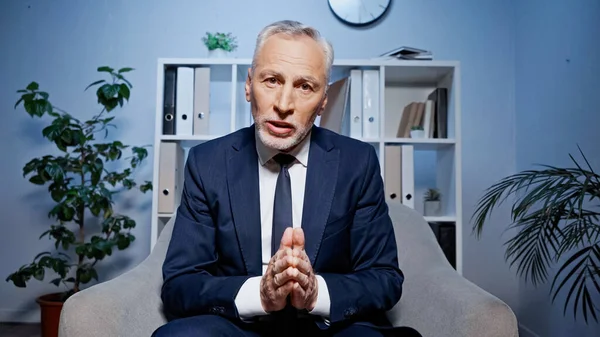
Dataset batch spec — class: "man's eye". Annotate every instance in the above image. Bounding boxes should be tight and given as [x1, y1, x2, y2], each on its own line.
[301, 84, 312, 91]
[267, 78, 277, 84]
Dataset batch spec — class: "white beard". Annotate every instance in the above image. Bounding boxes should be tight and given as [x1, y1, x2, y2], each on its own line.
[253, 113, 317, 152]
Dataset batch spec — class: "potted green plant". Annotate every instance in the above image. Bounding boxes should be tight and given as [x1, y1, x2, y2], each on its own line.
[5, 66, 152, 337]
[410, 125, 425, 138]
[202, 32, 238, 58]
[471, 146, 600, 324]
[424, 188, 441, 216]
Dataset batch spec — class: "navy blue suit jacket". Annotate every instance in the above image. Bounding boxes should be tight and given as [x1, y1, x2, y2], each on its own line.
[160, 124, 404, 329]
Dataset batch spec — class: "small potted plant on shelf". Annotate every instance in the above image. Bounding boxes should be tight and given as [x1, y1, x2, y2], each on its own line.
[5, 66, 153, 337]
[202, 32, 238, 58]
[424, 188, 441, 216]
[410, 125, 425, 138]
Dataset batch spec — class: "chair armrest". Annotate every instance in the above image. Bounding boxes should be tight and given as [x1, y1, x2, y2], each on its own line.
[386, 266, 519, 337]
[59, 261, 166, 337]
[59, 261, 165, 337]
[59, 255, 167, 337]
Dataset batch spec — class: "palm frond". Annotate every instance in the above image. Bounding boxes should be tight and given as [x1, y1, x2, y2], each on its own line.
[503, 207, 563, 285]
[550, 243, 600, 323]
[471, 147, 600, 323]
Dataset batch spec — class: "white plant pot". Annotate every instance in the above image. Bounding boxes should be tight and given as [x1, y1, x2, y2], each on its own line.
[410, 129, 425, 138]
[207, 48, 229, 58]
[424, 200, 441, 216]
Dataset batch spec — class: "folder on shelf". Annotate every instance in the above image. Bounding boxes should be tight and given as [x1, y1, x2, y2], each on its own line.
[158, 142, 185, 214]
[319, 76, 350, 134]
[362, 69, 380, 138]
[427, 88, 448, 138]
[349, 69, 362, 138]
[396, 99, 437, 139]
[193, 67, 211, 135]
[175, 67, 194, 136]
[397, 102, 422, 138]
[401, 144, 414, 208]
[162, 67, 177, 135]
[384, 145, 402, 203]
[423, 100, 435, 138]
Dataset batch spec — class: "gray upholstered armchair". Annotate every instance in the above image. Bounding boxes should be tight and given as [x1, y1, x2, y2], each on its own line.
[58, 202, 519, 337]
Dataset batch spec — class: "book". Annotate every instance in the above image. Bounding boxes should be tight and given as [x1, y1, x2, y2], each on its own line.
[378, 46, 433, 60]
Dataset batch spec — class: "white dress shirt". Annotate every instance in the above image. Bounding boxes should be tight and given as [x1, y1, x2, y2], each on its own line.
[233, 130, 331, 320]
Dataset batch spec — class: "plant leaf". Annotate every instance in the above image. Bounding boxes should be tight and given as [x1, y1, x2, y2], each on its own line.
[97, 66, 113, 73]
[26, 81, 39, 91]
[85, 79, 106, 91]
[118, 67, 134, 73]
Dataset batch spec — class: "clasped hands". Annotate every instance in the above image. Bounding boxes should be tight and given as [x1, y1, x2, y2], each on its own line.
[260, 227, 318, 313]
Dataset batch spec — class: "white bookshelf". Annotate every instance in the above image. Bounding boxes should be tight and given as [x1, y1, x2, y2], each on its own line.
[150, 57, 462, 274]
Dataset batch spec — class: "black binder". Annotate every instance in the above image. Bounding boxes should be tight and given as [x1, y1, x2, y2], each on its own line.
[163, 67, 176, 135]
[427, 88, 447, 139]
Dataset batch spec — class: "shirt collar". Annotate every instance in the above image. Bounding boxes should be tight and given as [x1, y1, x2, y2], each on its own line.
[255, 129, 311, 167]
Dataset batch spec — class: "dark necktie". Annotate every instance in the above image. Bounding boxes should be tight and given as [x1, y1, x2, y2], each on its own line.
[271, 153, 295, 256]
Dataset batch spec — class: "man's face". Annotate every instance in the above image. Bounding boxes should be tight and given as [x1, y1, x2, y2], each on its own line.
[246, 33, 328, 152]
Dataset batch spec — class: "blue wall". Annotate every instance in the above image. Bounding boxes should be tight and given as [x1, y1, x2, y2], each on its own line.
[1, 0, 596, 335]
[515, 0, 600, 336]
[0, 0, 516, 324]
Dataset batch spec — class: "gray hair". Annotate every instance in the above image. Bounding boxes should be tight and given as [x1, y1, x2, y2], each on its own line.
[251, 20, 334, 84]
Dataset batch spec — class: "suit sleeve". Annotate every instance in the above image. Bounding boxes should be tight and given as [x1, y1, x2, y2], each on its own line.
[160, 147, 250, 321]
[318, 145, 404, 324]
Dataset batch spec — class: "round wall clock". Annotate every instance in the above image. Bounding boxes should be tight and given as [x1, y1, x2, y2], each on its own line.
[328, 0, 392, 26]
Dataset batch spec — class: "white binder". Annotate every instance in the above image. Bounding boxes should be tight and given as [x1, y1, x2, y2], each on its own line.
[349, 69, 362, 138]
[362, 69, 380, 138]
[401, 145, 415, 208]
[175, 67, 194, 136]
[193, 67, 211, 135]
[158, 142, 185, 213]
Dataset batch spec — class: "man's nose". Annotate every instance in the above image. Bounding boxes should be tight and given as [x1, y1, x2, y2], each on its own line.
[274, 84, 295, 115]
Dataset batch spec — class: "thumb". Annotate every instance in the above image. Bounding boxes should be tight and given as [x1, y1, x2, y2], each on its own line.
[279, 227, 293, 250]
[292, 228, 305, 250]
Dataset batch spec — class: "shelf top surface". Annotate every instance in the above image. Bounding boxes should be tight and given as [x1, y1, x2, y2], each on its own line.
[158, 58, 458, 84]
[158, 57, 459, 68]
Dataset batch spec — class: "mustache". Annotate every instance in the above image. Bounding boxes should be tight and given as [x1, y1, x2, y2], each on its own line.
[255, 116, 298, 126]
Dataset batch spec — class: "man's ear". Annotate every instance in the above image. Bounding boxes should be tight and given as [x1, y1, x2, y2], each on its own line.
[245, 67, 252, 102]
[317, 92, 328, 116]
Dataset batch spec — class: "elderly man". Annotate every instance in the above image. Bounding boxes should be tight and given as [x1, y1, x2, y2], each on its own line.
[152, 20, 421, 337]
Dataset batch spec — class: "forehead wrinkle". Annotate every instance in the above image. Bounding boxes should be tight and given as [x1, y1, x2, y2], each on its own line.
[256, 44, 325, 78]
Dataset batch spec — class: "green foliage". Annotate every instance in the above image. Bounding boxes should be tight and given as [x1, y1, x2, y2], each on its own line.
[424, 188, 441, 201]
[411, 125, 424, 131]
[202, 32, 238, 52]
[6, 66, 152, 300]
[471, 145, 600, 324]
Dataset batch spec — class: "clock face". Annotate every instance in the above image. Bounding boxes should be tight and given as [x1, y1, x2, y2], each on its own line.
[328, 0, 391, 26]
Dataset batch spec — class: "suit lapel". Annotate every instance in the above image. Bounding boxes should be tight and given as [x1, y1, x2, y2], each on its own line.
[301, 126, 339, 265]
[226, 126, 263, 276]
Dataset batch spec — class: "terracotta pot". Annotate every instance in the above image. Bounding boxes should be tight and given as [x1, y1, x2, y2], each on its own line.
[36, 292, 65, 337]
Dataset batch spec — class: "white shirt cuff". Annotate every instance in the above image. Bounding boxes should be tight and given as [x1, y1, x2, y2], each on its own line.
[308, 275, 331, 318]
[234, 276, 267, 320]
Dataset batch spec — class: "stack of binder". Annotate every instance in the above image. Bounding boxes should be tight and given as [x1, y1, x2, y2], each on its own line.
[318, 69, 381, 139]
[163, 66, 211, 136]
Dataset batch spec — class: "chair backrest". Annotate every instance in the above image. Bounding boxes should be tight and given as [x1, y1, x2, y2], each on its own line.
[148, 215, 177, 265]
[149, 203, 455, 326]
[151, 202, 452, 274]
[386, 201, 454, 275]
[383, 201, 458, 326]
